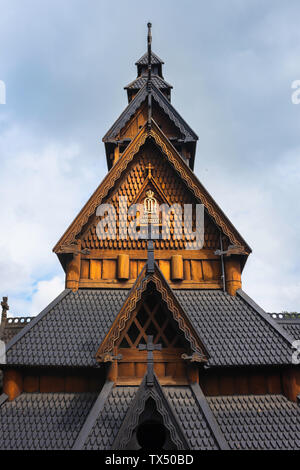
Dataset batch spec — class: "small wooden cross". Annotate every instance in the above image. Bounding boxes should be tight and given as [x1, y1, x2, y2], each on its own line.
[146, 162, 154, 179]
[139, 335, 161, 386]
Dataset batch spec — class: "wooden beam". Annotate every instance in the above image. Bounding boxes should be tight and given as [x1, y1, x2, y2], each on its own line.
[225, 257, 242, 295]
[3, 369, 23, 401]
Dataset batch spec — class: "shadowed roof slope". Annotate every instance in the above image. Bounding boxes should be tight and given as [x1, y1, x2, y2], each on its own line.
[0, 392, 97, 450]
[208, 394, 300, 450]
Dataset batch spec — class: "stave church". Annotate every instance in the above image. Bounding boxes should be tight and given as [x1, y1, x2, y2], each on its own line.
[0, 24, 300, 450]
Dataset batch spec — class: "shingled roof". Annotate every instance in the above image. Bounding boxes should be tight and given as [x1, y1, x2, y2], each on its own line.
[4, 287, 293, 369]
[269, 313, 300, 341]
[103, 83, 197, 143]
[280, 322, 300, 340]
[1, 316, 32, 343]
[5, 289, 128, 368]
[208, 394, 300, 450]
[175, 289, 293, 367]
[135, 50, 164, 65]
[124, 75, 172, 91]
[73, 378, 228, 450]
[0, 392, 97, 450]
[1, 386, 299, 450]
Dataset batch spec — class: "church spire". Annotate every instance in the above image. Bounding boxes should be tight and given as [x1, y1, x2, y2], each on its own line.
[124, 24, 172, 103]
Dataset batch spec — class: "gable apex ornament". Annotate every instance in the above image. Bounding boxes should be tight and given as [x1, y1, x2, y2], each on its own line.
[144, 189, 157, 214]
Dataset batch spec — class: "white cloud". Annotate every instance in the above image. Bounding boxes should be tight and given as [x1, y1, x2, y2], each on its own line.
[0, 0, 299, 316]
[29, 275, 65, 316]
[0, 121, 98, 315]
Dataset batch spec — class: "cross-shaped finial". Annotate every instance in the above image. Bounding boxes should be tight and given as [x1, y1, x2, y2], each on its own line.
[1, 297, 9, 311]
[139, 335, 161, 386]
[1, 297, 9, 321]
[146, 162, 154, 179]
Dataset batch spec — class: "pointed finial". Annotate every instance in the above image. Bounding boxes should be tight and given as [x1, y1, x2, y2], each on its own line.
[147, 22, 152, 78]
[147, 23, 152, 43]
[147, 22, 152, 129]
[1, 297, 9, 317]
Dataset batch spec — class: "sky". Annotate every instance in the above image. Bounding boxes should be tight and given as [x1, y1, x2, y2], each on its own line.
[0, 0, 299, 315]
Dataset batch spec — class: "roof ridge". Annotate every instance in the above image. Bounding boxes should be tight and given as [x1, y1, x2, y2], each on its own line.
[103, 85, 147, 141]
[151, 83, 198, 140]
[73, 381, 114, 450]
[5, 289, 71, 353]
[135, 50, 164, 65]
[190, 383, 229, 450]
[0, 394, 8, 408]
[237, 289, 295, 346]
[103, 82, 197, 142]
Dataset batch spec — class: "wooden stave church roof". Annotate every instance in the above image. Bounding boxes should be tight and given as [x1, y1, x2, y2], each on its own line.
[1, 29, 299, 452]
[1, 378, 300, 450]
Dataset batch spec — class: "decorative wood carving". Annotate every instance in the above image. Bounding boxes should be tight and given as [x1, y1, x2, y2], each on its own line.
[54, 121, 250, 255]
[95, 264, 208, 362]
[112, 374, 189, 450]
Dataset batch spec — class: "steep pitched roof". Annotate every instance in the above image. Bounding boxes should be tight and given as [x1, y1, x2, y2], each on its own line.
[0, 316, 32, 343]
[135, 51, 164, 65]
[175, 289, 293, 367]
[112, 374, 190, 450]
[73, 375, 228, 450]
[80, 386, 138, 450]
[208, 394, 300, 450]
[73, 381, 116, 449]
[4, 287, 293, 368]
[54, 120, 250, 254]
[96, 262, 209, 362]
[5, 289, 128, 367]
[165, 383, 229, 450]
[0, 392, 97, 450]
[269, 313, 300, 341]
[103, 83, 196, 143]
[124, 74, 172, 90]
[280, 322, 300, 340]
[1, 388, 299, 450]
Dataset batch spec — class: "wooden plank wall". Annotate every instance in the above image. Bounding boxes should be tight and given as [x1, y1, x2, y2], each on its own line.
[79, 255, 222, 289]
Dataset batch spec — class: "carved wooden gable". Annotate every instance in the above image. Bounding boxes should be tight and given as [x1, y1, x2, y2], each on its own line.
[112, 373, 189, 450]
[55, 122, 250, 292]
[96, 263, 208, 385]
[80, 140, 223, 251]
[54, 122, 250, 254]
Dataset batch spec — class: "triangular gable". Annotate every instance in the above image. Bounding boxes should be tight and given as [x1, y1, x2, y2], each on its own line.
[103, 83, 197, 143]
[54, 120, 251, 253]
[112, 373, 190, 450]
[95, 262, 209, 362]
[129, 173, 172, 208]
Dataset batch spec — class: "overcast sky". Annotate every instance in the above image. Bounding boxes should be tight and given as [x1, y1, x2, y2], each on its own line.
[0, 0, 299, 315]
